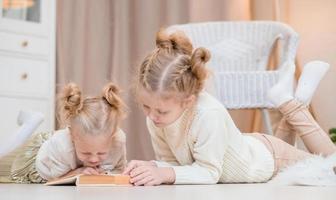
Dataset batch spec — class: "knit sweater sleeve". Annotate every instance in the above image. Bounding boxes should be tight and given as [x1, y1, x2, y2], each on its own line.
[172, 110, 229, 184]
[146, 118, 179, 167]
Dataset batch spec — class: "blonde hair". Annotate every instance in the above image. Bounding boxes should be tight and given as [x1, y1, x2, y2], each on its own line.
[137, 29, 210, 98]
[58, 82, 126, 136]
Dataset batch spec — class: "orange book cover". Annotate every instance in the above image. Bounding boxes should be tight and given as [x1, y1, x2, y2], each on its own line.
[45, 174, 131, 186]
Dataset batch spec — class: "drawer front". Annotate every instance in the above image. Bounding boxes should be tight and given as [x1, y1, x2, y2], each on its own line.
[0, 32, 48, 56]
[0, 97, 53, 143]
[0, 55, 50, 97]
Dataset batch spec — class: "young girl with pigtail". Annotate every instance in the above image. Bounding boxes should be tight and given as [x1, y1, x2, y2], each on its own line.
[122, 29, 336, 186]
[11, 82, 127, 182]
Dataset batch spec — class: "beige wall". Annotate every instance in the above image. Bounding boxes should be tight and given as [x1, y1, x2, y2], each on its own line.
[288, 0, 336, 132]
[189, 0, 251, 22]
[253, 0, 336, 132]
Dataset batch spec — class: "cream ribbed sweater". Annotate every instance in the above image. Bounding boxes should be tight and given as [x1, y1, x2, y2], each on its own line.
[35, 128, 126, 180]
[147, 92, 274, 184]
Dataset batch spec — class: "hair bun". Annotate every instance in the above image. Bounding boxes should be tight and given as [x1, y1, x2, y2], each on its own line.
[103, 82, 120, 95]
[156, 29, 193, 56]
[156, 30, 172, 49]
[191, 47, 211, 64]
[57, 83, 83, 125]
[63, 83, 83, 114]
[189, 47, 210, 92]
[102, 82, 125, 115]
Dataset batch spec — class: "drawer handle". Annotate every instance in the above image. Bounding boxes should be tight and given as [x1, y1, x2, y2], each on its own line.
[21, 73, 28, 80]
[21, 40, 29, 48]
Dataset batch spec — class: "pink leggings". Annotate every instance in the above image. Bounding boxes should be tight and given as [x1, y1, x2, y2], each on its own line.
[250, 99, 336, 174]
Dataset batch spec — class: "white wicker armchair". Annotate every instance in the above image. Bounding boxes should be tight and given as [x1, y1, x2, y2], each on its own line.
[168, 21, 299, 134]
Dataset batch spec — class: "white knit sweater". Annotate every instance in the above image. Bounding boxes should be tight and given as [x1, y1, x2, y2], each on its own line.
[35, 128, 126, 180]
[147, 92, 274, 184]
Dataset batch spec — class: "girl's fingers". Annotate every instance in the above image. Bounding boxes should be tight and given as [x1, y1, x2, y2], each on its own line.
[144, 180, 158, 186]
[97, 168, 105, 174]
[122, 160, 151, 175]
[134, 175, 154, 186]
[122, 161, 137, 175]
[122, 168, 130, 175]
[130, 171, 150, 184]
[83, 167, 99, 175]
[130, 166, 148, 178]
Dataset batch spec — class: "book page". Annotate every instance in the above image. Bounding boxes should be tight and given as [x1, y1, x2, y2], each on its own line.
[45, 174, 78, 186]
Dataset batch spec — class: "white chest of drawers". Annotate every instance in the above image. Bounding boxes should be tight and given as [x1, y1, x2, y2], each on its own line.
[0, 0, 56, 141]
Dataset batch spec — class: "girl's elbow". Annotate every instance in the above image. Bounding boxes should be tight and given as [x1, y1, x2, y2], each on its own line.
[35, 159, 63, 181]
[208, 169, 222, 184]
[209, 175, 220, 184]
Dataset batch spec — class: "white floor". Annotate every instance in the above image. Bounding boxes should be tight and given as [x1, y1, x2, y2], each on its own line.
[1, 183, 336, 200]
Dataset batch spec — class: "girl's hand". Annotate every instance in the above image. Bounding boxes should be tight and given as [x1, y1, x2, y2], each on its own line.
[122, 160, 157, 175]
[62, 167, 101, 178]
[80, 167, 101, 175]
[129, 166, 175, 186]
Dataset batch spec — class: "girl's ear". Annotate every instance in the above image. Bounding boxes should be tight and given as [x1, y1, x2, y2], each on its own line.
[182, 94, 196, 109]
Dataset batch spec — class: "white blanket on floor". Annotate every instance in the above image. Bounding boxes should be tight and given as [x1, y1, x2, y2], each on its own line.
[270, 153, 336, 186]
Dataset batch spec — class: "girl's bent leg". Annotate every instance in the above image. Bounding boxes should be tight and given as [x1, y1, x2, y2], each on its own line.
[274, 118, 296, 145]
[279, 99, 336, 156]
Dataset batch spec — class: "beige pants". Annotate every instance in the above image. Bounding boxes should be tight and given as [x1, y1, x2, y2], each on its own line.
[251, 99, 336, 174]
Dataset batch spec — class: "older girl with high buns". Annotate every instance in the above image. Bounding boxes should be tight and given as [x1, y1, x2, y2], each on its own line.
[123, 29, 336, 186]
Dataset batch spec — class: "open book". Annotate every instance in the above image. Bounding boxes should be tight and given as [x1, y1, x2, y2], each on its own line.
[45, 174, 131, 186]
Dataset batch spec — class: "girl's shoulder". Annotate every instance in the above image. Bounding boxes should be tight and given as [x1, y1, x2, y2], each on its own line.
[51, 128, 71, 141]
[112, 128, 126, 144]
[196, 92, 227, 114]
[46, 128, 74, 153]
[192, 92, 236, 130]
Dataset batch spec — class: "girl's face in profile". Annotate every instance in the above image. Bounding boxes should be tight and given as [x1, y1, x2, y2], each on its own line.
[138, 89, 194, 127]
[71, 126, 113, 167]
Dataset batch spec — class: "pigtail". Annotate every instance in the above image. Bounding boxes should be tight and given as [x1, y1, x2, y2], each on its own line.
[57, 83, 83, 126]
[190, 47, 210, 93]
[102, 82, 126, 118]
